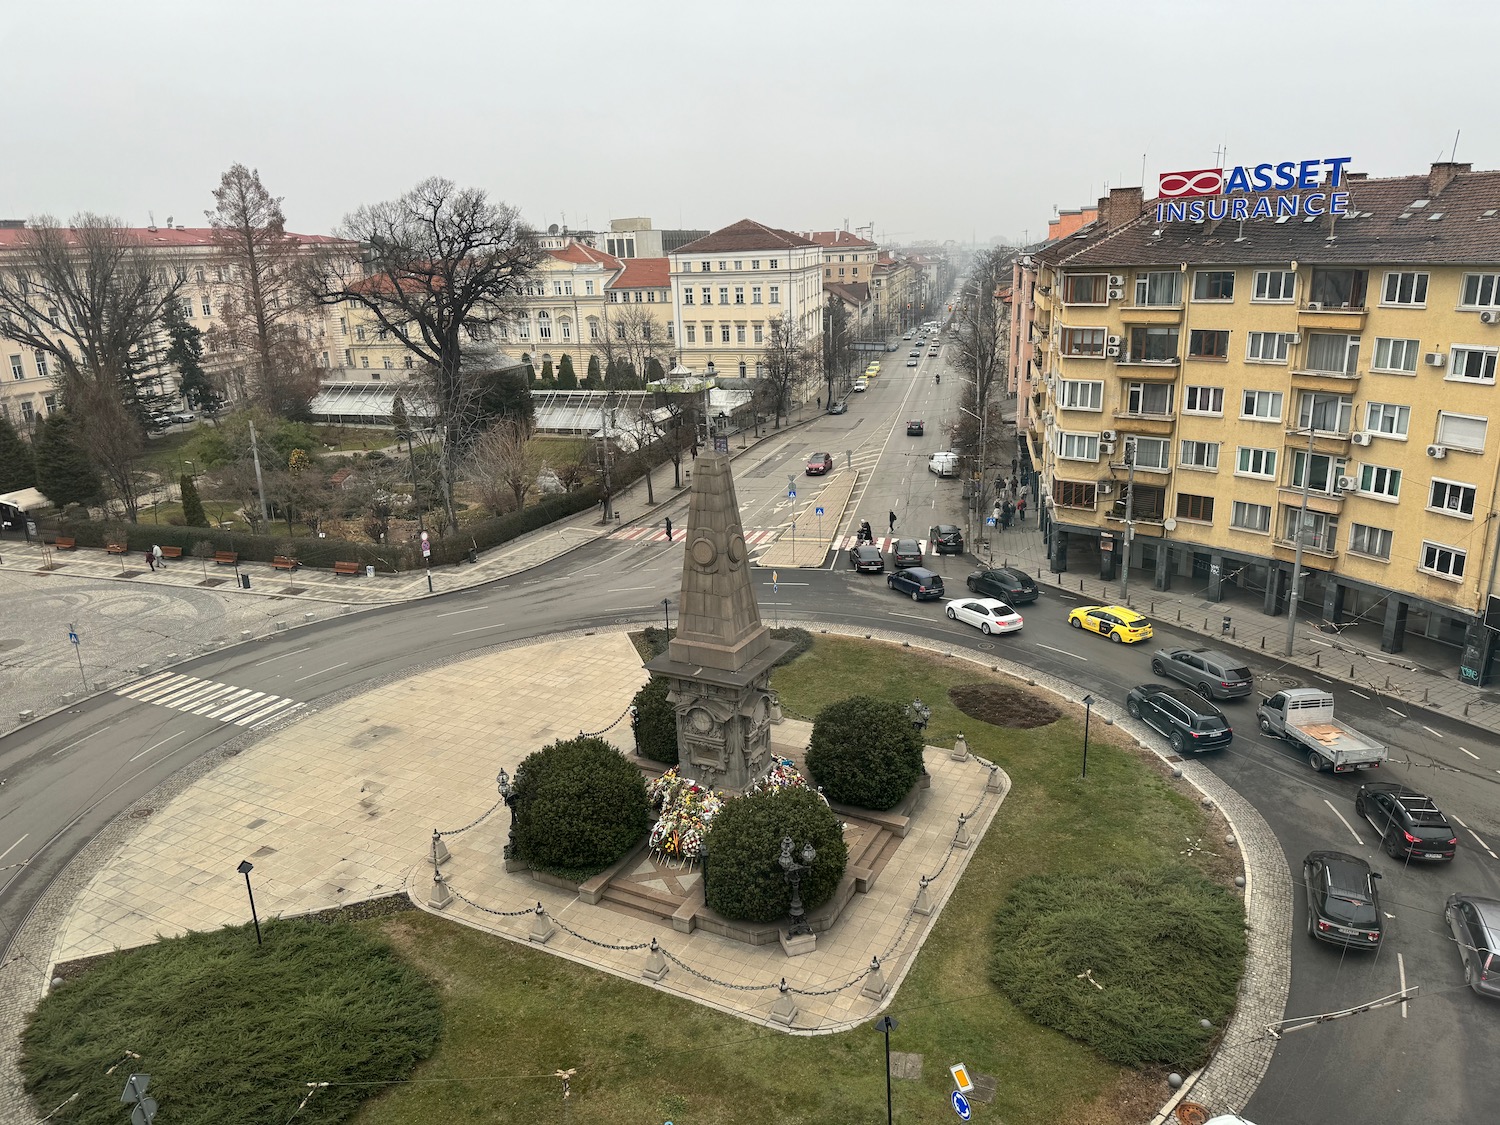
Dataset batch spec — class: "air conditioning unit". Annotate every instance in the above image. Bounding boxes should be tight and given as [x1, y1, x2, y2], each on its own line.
[1306, 301, 1322, 311]
[1036, 284, 1052, 295]
[1106, 335, 1122, 347]
[1287, 333, 1302, 344]
[1427, 443, 1448, 459]
[1042, 412, 1055, 427]
[1481, 310, 1500, 324]
[1350, 431, 1373, 446]
[1336, 474, 1356, 491]
[1107, 288, 1125, 301]
[1105, 345, 1121, 358]
[1096, 480, 1115, 496]
[1425, 352, 1446, 367]
[1108, 275, 1125, 287]
[1099, 440, 1116, 456]
[1100, 429, 1118, 441]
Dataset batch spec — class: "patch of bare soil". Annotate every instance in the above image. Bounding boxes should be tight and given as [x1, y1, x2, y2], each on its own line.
[948, 681, 1062, 729]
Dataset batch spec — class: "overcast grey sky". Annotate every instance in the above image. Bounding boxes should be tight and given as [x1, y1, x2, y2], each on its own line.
[2, 0, 1492, 246]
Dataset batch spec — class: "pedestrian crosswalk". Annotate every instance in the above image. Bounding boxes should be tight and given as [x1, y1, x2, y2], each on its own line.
[838, 535, 930, 552]
[116, 672, 304, 727]
[608, 526, 780, 545]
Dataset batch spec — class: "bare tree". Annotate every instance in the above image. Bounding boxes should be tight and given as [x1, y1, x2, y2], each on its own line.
[595, 304, 671, 389]
[0, 215, 183, 519]
[759, 315, 812, 429]
[469, 420, 537, 514]
[821, 294, 858, 406]
[300, 178, 540, 534]
[951, 248, 1013, 415]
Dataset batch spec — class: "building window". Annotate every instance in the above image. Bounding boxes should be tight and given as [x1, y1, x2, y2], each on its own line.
[43, 393, 55, 414]
[1059, 380, 1103, 411]
[736, 324, 746, 344]
[8, 355, 21, 380]
[1128, 325, 1179, 363]
[1055, 480, 1097, 508]
[537, 311, 552, 339]
[383, 356, 394, 369]
[753, 323, 764, 344]
[769, 259, 778, 269]
[564, 281, 574, 296]
[560, 318, 572, 340]
[1187, 329, 1229, 359]
[1114, 482, 1166, 520]
[1062, 274, 1108, 304]
[1183, 385, 1224, 415]
[1297, 391, 1353, 434]
[686, 325, 696, 343]
[201, 297, 212, 316]
[1365, 402, 1409, 436]
[1356, 464, 1401, 499]
[404, 356, 414, 369]
[1449, 346, 1498, 384]
[769, 286, 780, 304]
[751, 260, 760, 270]
[734, 286, 745, 305]
[720, 324, 731, 343]
[718, 261, 728, 271]
[1133, 271, 1182, 306]
[1231, 500, 1272, 532]
[1372, 337, 1419, 374]
[1381, 271, 1429, 306]
[584, 280, 595, 295]
[1246, 331, 1291, 363]
[683, 289, 693, 305]
[552, 281, 563, 296]
[19, 401, 33, 423]
[1236, 447, 1277, 478]
[195, 266, 206, 284]
[355, 326, 366, 341]
[1459, 273, 1500, 308]
[517, 320, 530, 340]
[1056, 432, 1100, 461]
[1283, 507, 1338, 552]
[701, 287, 712, 304]
[608, 290, 620, 303]
[667, 323, 675, 341]
[1436, 411, 1487, 451]
[615, 322, 627, 340]
[1253, 270, 1296, 302]
[1304, 333, 1359, 376]
[34, 351, 47, 378]
[700, 261, 711, 272]
[752, 286, 763, 304]
[1176, 493, 1215, 521]
[1192, 271, 1235, 301]
[1290, 449, 1346, 493]
[1062, 328, 1106, 357]
[588, 318, 600, 340]
[1125, 382, 1173, 416]
[343, 348, 353, 366]
[1420, 541, 1467, 580]
[734, 260, 742, 270]
[1429, 478, 1477, 517]
[1179, 440, 1220, 469]
[1349, 523, 1393, 560]
[360, 355, 370, 368]
[719, 287, 729, 305]
[1309, 268, 1368, 308]
[1129, 436, 1170, 470]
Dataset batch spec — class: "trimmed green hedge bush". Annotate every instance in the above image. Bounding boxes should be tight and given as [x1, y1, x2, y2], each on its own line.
[806, 695, 924, 811]
[703, 787, 848, 923]
[512, 736, 651, 881]
[769, 626, 813, 667]
[989, 866, 1246, 1069]
[632, 677, 678, 765]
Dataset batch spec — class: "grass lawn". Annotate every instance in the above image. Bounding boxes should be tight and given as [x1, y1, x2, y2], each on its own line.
[528, 433, 588, 463]
[312, 425, 396, 452]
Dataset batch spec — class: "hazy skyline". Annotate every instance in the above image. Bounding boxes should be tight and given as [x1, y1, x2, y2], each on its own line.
[2, 0, 1493, 246]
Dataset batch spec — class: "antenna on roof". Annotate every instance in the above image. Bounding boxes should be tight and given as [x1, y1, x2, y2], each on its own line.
[165, 216, 172, 228]
[147, 211, 156, 232]
[1451, 129, 1461, 163]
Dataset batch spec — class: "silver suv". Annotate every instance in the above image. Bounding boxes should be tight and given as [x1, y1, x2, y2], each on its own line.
[1150, 647, 1254, 700]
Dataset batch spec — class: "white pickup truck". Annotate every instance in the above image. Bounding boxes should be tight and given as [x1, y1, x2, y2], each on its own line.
[1256, 688, 1388, 773]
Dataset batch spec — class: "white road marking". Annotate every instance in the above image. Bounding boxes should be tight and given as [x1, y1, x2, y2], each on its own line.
[1461, 746, 1480, 760]
[1421, 725, 1443, 738]
[1398, 953, 1408, 1018]
[252, 646, 310, 667]
[1323, 799, 1365, 846]
[453, 623, 509, 636]
[1350, 690, 1370, 699]
[212, 692, 270, 722]
[1386, 707, 1406, 718]
[51, 726, 112, 756]
[606, 586, 655, 592]
[1035, 643, 1089, 661]
[887, 611, 932, 621]
[435, 606, 489, 618]
[0, 834, 27, 864]
[1466, 828, 1499, 860]
[1308, 638, 1333, 648]
[293, 663, 347, 684]
[129, 731, 184, 763]
[235, 699, 299, 727]
[1452, 814, 1468, 828]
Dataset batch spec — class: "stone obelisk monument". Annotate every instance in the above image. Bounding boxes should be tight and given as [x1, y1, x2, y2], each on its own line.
[644, 451, 790, 791]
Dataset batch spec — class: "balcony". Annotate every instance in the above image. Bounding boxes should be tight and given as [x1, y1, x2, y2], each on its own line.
[1290, 365, 1361, 388]
[1119, 304, 1184, 325]
[1286, 428, 1353, 456]
[1111, 411, 1176, 434]
[1275, 486, 1345, 516]
[1297, 303, 1368, 330]
[1113, 360, 1179, 379]
[1272, 535, 1339, 566]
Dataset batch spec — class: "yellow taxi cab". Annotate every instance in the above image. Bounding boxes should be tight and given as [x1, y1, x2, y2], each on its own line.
[1067, 604, 1154, 644]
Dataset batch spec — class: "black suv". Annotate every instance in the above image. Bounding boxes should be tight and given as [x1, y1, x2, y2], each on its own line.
[887, 567, 944, 601]
[1355, 783, 1458, 861]
[1124, 683, 1233, 753]
[929, 524, 964, 555]
[891, 538, 923, 568]
[1303, 851, 1383, 949]
[967, 567, 1038, 605]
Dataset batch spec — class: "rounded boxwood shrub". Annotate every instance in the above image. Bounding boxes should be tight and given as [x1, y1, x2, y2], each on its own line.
[806, 695, 924, 811]
[632, 677, 678, 765]
[703, 787, 848, 923]
[512, 735, 650, 880]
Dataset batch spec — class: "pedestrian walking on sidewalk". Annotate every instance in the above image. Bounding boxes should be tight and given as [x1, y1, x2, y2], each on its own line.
[144, 547, 156, 572]
[888, 510, 897, 533]
[154, 543, 165, 568]
[665, 516, 673, 542]
[1001, 500, 1015, 530]
[1017, 495, 1027, 521]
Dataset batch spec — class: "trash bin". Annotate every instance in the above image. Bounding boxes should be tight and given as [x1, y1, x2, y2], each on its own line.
[467, 547, 478, 564]
[239, 573, 250, 590]
[366, 564, 375, 578]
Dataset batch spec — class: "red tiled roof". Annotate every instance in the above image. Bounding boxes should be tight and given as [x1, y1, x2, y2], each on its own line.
[611, 257, 670, 288]
[545, 243, 623, 269]
[672, 219, 818, 254]
[0, 223, 346, 250]
[802, 230, 875, 249]
[824, 281, 871, 304]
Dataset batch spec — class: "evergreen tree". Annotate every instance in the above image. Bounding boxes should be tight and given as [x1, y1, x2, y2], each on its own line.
[163, 298, 220, 418]
[390, 394, 412, 440]
[644, 357, 666, 384]
[557, 353, 576, 386]
[180, 473, 209, 527]
[582, 365, 602, 391]
[33, 413, 102, 508]
[541, 357, 556, 385]
[586, 354, 601, 384]
[0, 414, 35, 492]
[521, 353, 536, 382]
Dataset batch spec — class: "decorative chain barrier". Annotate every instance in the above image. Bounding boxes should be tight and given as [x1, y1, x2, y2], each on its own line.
[580, 701, 636, 739]
[434, 798, 505, 840]
[550, 915, 652, 952]
[786, 962, 877, 997]
[659, 948, 783, 992]
[448, 886, 538, 919]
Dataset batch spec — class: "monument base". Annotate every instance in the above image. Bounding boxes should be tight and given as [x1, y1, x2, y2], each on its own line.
[779, 930, 817, 957]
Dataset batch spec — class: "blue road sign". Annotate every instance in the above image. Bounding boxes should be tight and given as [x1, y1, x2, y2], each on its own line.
[69, 631, 80, 645]
[815, 506, 824, 516]
[788, 488, 796, 499]
[985, 517, 997, 527]
[951, 1090, 971, 1120]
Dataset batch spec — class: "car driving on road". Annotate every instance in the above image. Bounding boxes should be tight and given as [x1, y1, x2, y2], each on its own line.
[848, 544, 884, 573]
[1303, 851, 1383, 949]
[944, 597, 1023, 635]
[1125, 683, 1233, 753]
[1150, 648, 1254, 700]
[907, 419, 924, 436]
[906, 357, 918, 367]
[1068, 604, 1153, 643]
[1445, 893, 1500, 997]
[891, 538, 923, 568]
[1354, 783, 1457, 861]
[887, 567, 944, 601]
[966, 567, 1037, 605]
[806, 452, 833, 475]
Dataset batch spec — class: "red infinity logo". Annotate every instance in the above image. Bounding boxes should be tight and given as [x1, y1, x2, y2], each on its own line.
[1158, 168, 1224, 198]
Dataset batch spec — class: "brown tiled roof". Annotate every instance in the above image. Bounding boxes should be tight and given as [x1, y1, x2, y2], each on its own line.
[0, 223, 347, 250]
[672, 219, 818, 254]
[611, 257, 669, 288]
[824, 281, 870, 304]
[546, 243, 623, 269]
[1038, 168, 1500, 268]
[802, 230, 875, 249]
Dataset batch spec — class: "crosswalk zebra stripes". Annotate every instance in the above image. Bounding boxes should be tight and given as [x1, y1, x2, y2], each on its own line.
[116, 672, 304, 727]
[608, 526, 780, 545]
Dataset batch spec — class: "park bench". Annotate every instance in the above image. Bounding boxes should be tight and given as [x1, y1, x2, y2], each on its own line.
[214, 551, 239, 566]
[271, 555, 300, 572]
[106, 542, 129, 555]
[333, 560, 362, 576]
[159, 545, 183, 559]
[51, 537, 76, 550]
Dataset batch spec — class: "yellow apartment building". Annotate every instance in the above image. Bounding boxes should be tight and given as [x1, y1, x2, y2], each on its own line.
[1021, 162, 1500, 681]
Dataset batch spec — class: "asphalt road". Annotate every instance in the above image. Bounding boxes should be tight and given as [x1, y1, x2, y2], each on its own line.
[5, 343, 1500, 1125]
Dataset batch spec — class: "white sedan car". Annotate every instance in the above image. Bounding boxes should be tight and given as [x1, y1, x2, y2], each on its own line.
[944, 597, 1024, 635]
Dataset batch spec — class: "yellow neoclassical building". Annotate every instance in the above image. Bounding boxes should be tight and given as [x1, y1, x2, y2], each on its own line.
[1019, 162, 1500, 680]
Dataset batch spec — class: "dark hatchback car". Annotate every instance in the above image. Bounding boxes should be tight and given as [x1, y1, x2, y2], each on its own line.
[1355, 783, 1458, 861]
[848, 544, 884, 573]
[929, 524, 964, 555]
[1125, 683, 1233, 753]
[891, 538, 923, 568]
[1150, 648, 1255, 700]
[1446, 893, 1500, 998]
[966, 566, 1039, 605]
[1303, 851, 1383, 949]
[828, 400, 848, 415]
[907, 419, 924, 436]
[887, 567, 944, 601]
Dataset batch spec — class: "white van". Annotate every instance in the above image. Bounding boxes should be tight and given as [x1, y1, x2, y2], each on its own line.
[927, 451, 959, 477]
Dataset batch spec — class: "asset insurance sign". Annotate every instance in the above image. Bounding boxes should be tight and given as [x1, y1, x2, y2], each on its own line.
[1157, 155, 1352, 223]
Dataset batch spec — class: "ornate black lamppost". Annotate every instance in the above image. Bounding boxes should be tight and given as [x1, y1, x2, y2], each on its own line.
[778, 836, 817, 937]
[496, 768, 517, 860]
[907, 698, 932, 732]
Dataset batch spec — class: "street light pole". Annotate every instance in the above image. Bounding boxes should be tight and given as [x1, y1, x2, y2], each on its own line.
[1081, 694, 1095, 778]
[1284, 427, 1319, 657]
[237, 859, 262, 945]
[1120, 437, 1137, 605]
[874, 1015, 898, 1125]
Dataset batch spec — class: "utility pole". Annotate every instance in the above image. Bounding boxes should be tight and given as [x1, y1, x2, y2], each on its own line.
[1119, 437, 1137, 605]
[247, 418, 269, 529]
[1284, 428, 1318, 656]
[599, 392, 614, 523]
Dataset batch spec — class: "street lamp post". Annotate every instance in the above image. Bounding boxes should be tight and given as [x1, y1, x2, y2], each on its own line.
[236, 859, 262, 945]
[1284, 427, 1319, 657]
[778, 837, 817, 938]
[1081, 694, 1095, 778]
[874, 1014, 899, 1125]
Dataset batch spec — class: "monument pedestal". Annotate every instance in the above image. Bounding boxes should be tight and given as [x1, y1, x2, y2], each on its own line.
[778, 930, 817, 957]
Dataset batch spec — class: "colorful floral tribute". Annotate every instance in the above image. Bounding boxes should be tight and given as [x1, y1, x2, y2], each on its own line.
[647, 768, 725, 860]
[745, 757, 813, 797]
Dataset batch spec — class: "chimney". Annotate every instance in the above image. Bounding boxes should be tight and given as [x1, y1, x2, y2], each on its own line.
[1099, 187, 1145, 230]
[1429, 161, 1471, 196]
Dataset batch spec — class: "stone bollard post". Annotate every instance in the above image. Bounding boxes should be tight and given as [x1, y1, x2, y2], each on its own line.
[860, 956, 890, 1001]
[986, 764, 1003, 793]
[913, 875, 934, 916]
[529, 901, 556, 944]
[768, 978, 798, 1026]
[431, 830, 450, 867]
[642, 937, 669, 982]
[950, 733, 969, 762]
[953, 812, 971, 850]
[769, 692, 784, 725]
[429, 869, 452, 910]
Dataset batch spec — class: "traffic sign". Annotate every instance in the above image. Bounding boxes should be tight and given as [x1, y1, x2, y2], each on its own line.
[950, 1063, 974, 1093]
[68, 631, 80, 645]
[815, 506, 824, 516]
[788, 488, 796, 499]
[951, 1090, 971, 1120]
[985, 516, 996, 527]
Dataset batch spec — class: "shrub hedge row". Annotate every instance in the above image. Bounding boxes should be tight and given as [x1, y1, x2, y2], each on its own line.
[632, 677, 679, 765]
[806, 695, 925, 811]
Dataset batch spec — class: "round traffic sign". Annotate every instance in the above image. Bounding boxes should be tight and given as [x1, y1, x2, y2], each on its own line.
[951, 1090, 971, 1120]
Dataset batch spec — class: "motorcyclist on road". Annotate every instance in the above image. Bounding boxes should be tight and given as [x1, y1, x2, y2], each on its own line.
[934, 372, 940, 385]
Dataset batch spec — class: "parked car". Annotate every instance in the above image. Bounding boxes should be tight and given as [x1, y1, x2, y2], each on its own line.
[967, 567, 1038, 605]
[866, 361, 881, 373]
[945, 597, 1023, 635]
[1303, 851, 1383, 949]
[907, 419, 924, 436]
[1355, 783, 1458, 861]
[1445, 893, 1500, 998]
[828, 400, 848, 414]
[891, 538, 923, 568]
[928, 524, 963, 554]
[1068, 604, 1153, 643]
[806, 452, 834, 475]
[887, 567, 944, 601]
[147, 413, 171, 430]
[171, 411, 196, 424]
[1125, 683, 1233, 753]
[927, 451, 958, 477]
[1150, 648, 1254, 700]
[906, 357, 918, 367]
[848, 544, 885, 573]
